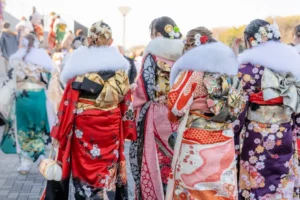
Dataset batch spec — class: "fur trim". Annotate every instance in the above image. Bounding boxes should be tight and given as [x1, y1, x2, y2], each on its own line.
[238, 41, 300, 78]
[54, 18, 67, 28]
[9, 48, 54, 72]
[2, 29, 17, 36]
[295, 44, 300, 54]
[61, 46, 130, 83]
[16, 20, 34, 31]
[170, 42, 238, 86]
[144, 37, 184, 61]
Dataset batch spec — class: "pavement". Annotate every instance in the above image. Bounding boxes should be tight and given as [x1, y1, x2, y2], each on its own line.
[0, 141, 135, 200]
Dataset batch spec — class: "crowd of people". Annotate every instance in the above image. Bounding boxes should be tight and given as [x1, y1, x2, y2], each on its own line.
[2, 6, 300, 200]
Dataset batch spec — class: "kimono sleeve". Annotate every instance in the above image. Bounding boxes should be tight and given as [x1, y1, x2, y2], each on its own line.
[132, 54, 156, 110]
[234, 63, 263, 153]
[168, 71, 198, 122]
[50, 79, 79, 147]
[120, 90, 137, 141]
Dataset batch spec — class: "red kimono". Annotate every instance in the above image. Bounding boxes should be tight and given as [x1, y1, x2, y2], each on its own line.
[41, 46, 136, 200]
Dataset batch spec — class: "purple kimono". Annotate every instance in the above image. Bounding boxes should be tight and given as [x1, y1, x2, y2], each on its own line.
[235, 41, 300, 200]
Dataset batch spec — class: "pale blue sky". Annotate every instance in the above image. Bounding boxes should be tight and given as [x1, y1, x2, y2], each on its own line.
[5, 0, 300, 48]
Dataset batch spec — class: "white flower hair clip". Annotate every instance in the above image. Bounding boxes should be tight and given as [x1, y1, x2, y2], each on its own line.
[249, 22, 281, 47]
[164, 24, 181, 39]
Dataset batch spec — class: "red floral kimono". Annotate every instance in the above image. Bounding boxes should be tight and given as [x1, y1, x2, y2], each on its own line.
[41, 46, 136, 200]
[129, 37, 183, 200]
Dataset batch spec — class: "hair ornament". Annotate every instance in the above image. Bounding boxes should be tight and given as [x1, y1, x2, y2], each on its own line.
[249, 21, 280, 47]
[164, 24, 181, 39]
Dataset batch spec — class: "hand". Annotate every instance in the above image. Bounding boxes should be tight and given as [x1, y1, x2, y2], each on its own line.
[51, 138, 59, 148]
[231, 38, 242, 56]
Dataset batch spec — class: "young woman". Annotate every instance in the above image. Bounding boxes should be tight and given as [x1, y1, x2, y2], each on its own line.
[129, 16, 184, 200]
[7, 33, 53, 174]
[16, 17, 34, 48]
[30, 7, 44, 42]
[166, 27, 245, 200]
[41, 20, 136, 200]
[237, 19, 300, 199]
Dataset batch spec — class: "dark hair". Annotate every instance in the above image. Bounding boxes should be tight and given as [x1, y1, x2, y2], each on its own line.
[294, 24, 300, 38]
[183, 27, 216, 52]
[289, 43, 295, 46]
[23, 34, 36, 61]
[3, 22, 10, 29]
[149, 18, 157, 37]
[153, 16, 182, 39]
[244, 19, 280, 48]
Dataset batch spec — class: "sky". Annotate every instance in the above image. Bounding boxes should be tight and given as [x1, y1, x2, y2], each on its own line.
[4, 0, 300, 48]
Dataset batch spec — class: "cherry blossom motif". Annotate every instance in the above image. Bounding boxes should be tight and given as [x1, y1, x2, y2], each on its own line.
[82, 185, 92, 198]
[75, 129, 83, 138]
[259, 155, 266, 161]
[254, 138, 261, 144]
[255, 162, 265, 170]
[269, 185, 276, 191]
[264, 139, 275, 150]
[90, 144, 101, 157]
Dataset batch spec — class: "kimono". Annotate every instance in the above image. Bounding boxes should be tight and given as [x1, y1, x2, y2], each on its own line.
[41, 46, 137, 200]
[47, 15, 57, 49]
[16, 19, 34, 48]
[61, 31, 75, 51]
[47, 52, 67, 127]
[54, 18, 67, 47]
[0, 47, 53, 170]
[129, 37, 184, 200]
[30, 11, 44, 42]
[166, 42, 245, 200]
[236, 41, 300, 199]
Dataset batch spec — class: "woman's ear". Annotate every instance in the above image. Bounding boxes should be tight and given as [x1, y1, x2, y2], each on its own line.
[108, 39, 114, 46]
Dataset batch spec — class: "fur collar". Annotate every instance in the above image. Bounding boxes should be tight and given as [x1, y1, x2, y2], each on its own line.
[144, 37, 184, 61]
[2, 29, 17, 36]
[61, 46, 130, 83]
[238, 41, 300, 78]
[295, 44, 300, 54]
[16, 20, 34, 31]
[10, 48, 54, 72]
[170, 42, 238, 86]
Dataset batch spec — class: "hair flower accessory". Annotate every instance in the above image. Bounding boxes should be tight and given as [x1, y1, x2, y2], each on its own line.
[164, 24, 181, 39]
[194, 33, 209, 46]
[249, 22, 281, 47]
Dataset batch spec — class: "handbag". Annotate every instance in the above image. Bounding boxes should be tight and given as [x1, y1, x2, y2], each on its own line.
[39, 146, 62, 181]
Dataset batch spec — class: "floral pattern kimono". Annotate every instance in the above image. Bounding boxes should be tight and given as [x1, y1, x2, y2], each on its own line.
[30, 11, 44, 42]
[166, 42, 245, 200]
[236, 41, 300, 200]
[129, 37, 184, 200]
[0, 47, 53, 169]
[41, 46, 137, 200]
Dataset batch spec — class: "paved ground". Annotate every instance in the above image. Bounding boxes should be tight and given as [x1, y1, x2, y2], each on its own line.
[0, 141, 135, 200]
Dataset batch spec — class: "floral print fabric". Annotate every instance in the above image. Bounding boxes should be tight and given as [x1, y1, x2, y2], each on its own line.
[237, 63, 300, 199]
[167, 70, 245, 200]
[130, 54, 177, 200]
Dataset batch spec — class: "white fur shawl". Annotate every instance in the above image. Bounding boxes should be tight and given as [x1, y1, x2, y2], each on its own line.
[238, 41, 300, 78]
[295, 44, 300, 54]
[170, 42, 238, 86]
[144, 37, 184, 61]
[60, 46, 130, 83]
[16, 20, 34, 31]
[9, 48, 54, 72]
